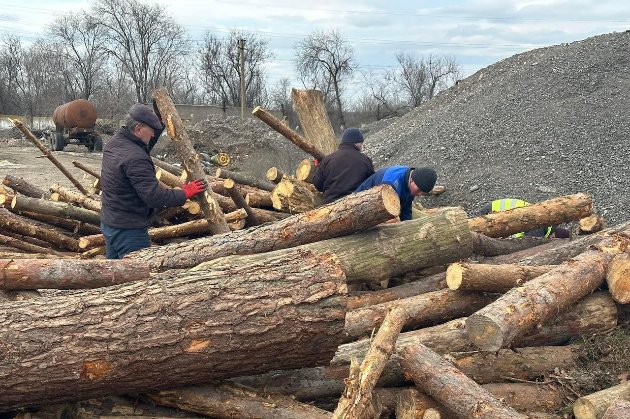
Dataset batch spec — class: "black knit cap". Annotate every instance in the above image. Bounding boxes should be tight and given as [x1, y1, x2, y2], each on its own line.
[341, 128, 364, 144]
[128, 103, 162, 130]
[411, 167, 437, 193]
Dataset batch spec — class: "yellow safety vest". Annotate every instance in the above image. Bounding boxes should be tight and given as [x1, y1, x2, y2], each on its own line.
[490, 199, 552, 238]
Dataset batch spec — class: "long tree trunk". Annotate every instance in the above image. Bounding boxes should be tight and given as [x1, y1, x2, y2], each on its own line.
[446, 262, 554, 292]
[12, 195, 100, 225]
[0, 233, 63, 255]
[0, 208, 80, 251]
[291, 88, 338, 155]
[0, 249, 347, 410]
[50, 183, 102, 212]
[72, 160, 101, 179]
[215, 168, 276, 192]
[3, 174, 50, 198]
[472, 232, 552, 256]
[14, 210, 101, 235]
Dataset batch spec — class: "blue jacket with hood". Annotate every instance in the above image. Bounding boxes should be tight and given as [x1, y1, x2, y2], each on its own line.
[355, 165, 414, 221]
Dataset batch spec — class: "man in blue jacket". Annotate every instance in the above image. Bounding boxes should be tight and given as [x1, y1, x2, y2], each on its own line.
[355, 166, 437, 221]
[100, 103, 207, 259]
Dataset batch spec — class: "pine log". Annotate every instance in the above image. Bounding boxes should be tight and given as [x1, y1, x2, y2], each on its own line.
[602, 399, 630, 419]
[0, 251, 66, 259]
[296, 158, 317, 183]
[343, 289, 496, 342]
[15, 210, 101, 235]
[12, 195, 100, 225]
[11, 118, 89, 195]
[0, 233, 63, 255]
[291, 88, 338, 155]
[223, 178, 258, 226]
[2, 228, 57, 249]
[446, 262, 554, 292]
[245, 191, 274, 208]
[250, 207, 290, 223]
[146, 382, 332, 419]
[50, 183, 102, 212]
[573, 382, 630, 419]
[0, 208, 80, 251]
[252, 106, 326, 161]
[466, 230, 629, 351]
[468, 194, 592, 238]
[72, 160, 101, 179]
[606, 253, 630, 303]
[0, 259, 150, 289]
[209, 152, 231, 167]
[266, 167, 285, 183]
[182, 199, 202, 215]
[332, 307, 406, 419]
[156, 168, 184, 188]
[472, 232, 552, 257]
[401, 344, 526, 418]
[0, 249, 347, 410]
[395, 388, 443, 419]
[272, 175, 322, 213]
[579, 214, 605, 234]
[128, 184, 401, 270]
[482, 383, 566, 412]
[151, 157, 183, 177]
[152, 88, 229, 234]
[216, 168, 276, 192]
[3, 174, 50, 198]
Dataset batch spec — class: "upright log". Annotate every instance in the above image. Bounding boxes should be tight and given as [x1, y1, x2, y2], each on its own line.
[0, 208, 80, 251]
[606, 253, 630, 303]
[12, 195, 100, 225]
[128, 185, 401, 270]
[446, 262, 554, 292]
[3, 174, 50, 198]
[50, 183, 102, 212]
[152, 87, 229, 234]
[468, 193, 592, 238]
[0, 249, 347, 410]
[0, 259, 150, 289]
[10, 118, 89, 195]
[216, 168, 276, 192]
[573, 382, 630, 419]
[252, 106, 326, 161]
[72, 161, 101, 179]
[291, 88, 338, 155]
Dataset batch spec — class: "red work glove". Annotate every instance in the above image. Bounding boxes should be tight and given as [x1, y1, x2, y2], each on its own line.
[182, 179, 208, 199]
[313, 159, 319, 166]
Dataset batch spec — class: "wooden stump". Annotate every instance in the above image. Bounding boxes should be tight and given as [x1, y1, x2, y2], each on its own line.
[291, 88, 338, 155]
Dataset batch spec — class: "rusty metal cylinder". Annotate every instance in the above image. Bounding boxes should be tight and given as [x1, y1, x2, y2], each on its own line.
[52, 99, 97, 131]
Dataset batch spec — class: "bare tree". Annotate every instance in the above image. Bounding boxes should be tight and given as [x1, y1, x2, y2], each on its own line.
[268, 78, 298, 127]
[360, 69, 406, 120]
[91, 0, 189, 103]
[295, 30, 355, 129]
[395, 52, 460, 108]
[198, 31, 272, 108]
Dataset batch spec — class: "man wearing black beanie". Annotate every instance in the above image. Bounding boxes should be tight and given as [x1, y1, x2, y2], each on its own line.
[355, 165, 437, 221]
[313, 128, 375, 204]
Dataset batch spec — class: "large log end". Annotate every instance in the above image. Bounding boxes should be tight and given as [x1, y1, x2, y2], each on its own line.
[607, 253, 630, 304]
[465, 313, 505, 352]
[573, 398, 596, 419]
[380, 185, 401, 218]
[446, 262, 464, 290]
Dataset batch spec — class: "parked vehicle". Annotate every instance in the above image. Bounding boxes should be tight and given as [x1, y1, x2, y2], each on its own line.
[44, 99, 102, 152]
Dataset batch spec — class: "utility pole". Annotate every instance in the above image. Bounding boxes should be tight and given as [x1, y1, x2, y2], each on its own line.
[238, 38, 246, 120]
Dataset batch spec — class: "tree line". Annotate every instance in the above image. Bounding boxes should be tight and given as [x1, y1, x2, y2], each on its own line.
[0, 0, 461, 130]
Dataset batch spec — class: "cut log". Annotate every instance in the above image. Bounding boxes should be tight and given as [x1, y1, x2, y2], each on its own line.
[272, 176, 323, 213]
[401, 344, 526, 418]
[332, 307, 406, 419]
[11, 118, 89, 195]
[467, 193, 593, 238]
[245, 191, 274, 208]
[252, 106, 326, 161]
[72, 160, 101, 179]
[250, 207, 290, 223]
[50, 183, 102, 212]
[151, 157, 183, 177]
[579, 214, 605, 234]
[3, 174, 50, 198]
[156, 168, 184, 188]
[80, 246, 106, 259]
[146, 382, 332, 419]
[14, 210, 101, 235]
[465, 230, 629, 351]
[266, 167, 285, 183]
[446, 262, 554, 292]
[0, 259, 150, 289]
[209, 152, 230, 167]
[602, 399, 630, 419]
[0, 233, 63, 255]
[216, 168, 276, 192]
[0, 249, 347, 410]
[128, 184, 401, 270]
[296, 158, 317, 183]
[395, 388, 443, 419]
[573, 382, 630, 419]
[223, 178, 258, 226]
[606, 253, 630, 303]
[12, 195, 100, 225]
[482, 383, 566, 412]
[0, 191, 14, 207]
[472, 232, 552, 257]
[0, 208, 80, 251]
[343, 289, 496, 342]
[152, 87, 229, 234]
[291, 88, 338, 155]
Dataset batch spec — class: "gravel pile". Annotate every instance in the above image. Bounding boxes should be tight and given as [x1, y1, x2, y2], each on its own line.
[363, 31, 630, 224]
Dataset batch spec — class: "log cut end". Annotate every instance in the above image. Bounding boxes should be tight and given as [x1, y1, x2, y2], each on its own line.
[266, 167, 282, 183]
[573, 398, 596, 419]
[445, 263, 464, 290]
[381, 184, 402, 218]
[579, 214, 605, 234]
[465, 313, 505, 352]
[252, 105, 262, 115]
[423, 408, 442, 419]
[296, 159, 315, 183]
[607, 253, 630, 304]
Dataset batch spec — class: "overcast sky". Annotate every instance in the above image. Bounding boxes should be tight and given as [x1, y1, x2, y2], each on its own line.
[1, 0, 629, 102]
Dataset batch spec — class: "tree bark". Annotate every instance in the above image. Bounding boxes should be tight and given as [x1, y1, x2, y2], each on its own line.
[291, 88, 338, 155]
[50, 183, 102, 212]
[482, 383, 566, 413]
[244, 190, 273, 208]
[472, 232, 552, 257]
[72, 160, 101, 179]
[344, 289, 496, 342]
[395, 388, 443, 419]
[250, 207, 290, 223]
[0, 208, 80, 251]
[606, 253, 630, 303]
[467, 194, 592, 238]
[0, 249, 347, 410]
[152, 88, 229, 234]
[223, 178, 258, 226]
[466, 231, 628, 351]
[446, 262, 554, 292]
[332, 307, 406, 419]
[573, 382, 630, 419]
[401, 344, 527, 419]
[296, 158, 317, 183]
[3, 174, 50, 198]
[272, 176, 322, 213]
[128, 184, 401, 270]
[252, 106, 326, 161]
[579, 214, 605, 234]
[151, 157, 183, 177]
[155, 168, 184, 188]
[146, 382, 332, 419]
[266, 167, 285, 183]
[215, 168, 276, 192]
[15, 210, 101, 235]
[11, 118, 89, 195]
[0, 233, 63, 255]
[12, 195, 100, 225]
[0, 259, 150, 289]
[602, 399, 630, 419]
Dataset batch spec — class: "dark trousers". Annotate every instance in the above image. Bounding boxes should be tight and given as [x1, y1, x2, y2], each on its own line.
[101, 223, 151, 259]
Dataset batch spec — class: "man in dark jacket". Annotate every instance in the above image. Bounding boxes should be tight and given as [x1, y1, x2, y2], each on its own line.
[100, 103, 207, 259]
[355, 166, 437, 221]
[313, 128, 374, 204]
